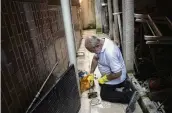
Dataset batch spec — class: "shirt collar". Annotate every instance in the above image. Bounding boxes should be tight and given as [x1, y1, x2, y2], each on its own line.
[101, 38, 107, 53]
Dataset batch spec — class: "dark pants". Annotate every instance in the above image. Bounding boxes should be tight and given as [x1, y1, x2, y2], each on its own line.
[100, 80, 133, 104]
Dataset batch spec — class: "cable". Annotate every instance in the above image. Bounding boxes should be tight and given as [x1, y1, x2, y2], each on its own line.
[25, 61, 59, 113]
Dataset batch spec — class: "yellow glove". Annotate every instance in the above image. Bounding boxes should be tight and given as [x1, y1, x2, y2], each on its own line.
[98, 75, 109, 84]
[87, 73, 94, 87]
[87, 74, 94, 81]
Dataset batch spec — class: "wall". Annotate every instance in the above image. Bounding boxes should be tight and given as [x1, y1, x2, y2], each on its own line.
[80, 0, 96, 29]
[134, 0, 172, 17]
[1, 0, 82, 113]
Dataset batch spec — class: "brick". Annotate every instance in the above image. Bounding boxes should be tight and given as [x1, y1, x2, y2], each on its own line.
[2, 76, 13, 106]
[2, 13, 6, 26]
[11, 25, 18, 36]
[15, 70, 24, 83]
[15, 35, 21, 47]
[4, 14, 13, 37]
[21, 12, 27, 24]
[11, 74, 24, 95]
[3, 65, 14, 89]
[1, 27, 9, 43]
[10, 37, 20, 58]
[9, 91, 21, 113]
[18, 47, 26, 64]
[5, 49, 15, 64]
[10, 1, 17, 14]
[2, 94, 10, 113]
[6, 62, 15, 76]
[11, 55, 19, 72]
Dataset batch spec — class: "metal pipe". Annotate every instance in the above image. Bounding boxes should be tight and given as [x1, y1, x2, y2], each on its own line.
[148, 15, 162, 36]
[112, 12, 123, 42]
[25, 61, 59, 113]
[117, 15, 123, 43]
[60, 0, 80, 94]
[122, 0, 134, 72]
[146, 41, 172, 45]
[107, 0, 113, 39]
[95, 0, 103, 33]
[165, 17, 172, 30]
[147, 21, 156, 36]
[144, 35, 172, 41]
[135, 19, 146, 23]
[112, 0, 120, 45]
[101, 0, 108, 33]
[134, 14, 148, 19]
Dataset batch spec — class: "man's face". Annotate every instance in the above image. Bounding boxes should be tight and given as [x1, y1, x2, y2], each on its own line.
[87, 45, 101, 54]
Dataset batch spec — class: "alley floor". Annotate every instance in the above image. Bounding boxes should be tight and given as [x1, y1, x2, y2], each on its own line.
[77, 30, 143, 113]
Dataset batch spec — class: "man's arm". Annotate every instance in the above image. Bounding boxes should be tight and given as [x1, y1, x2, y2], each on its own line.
[90, 55, 98, 73]
[106, 71, 122, 80]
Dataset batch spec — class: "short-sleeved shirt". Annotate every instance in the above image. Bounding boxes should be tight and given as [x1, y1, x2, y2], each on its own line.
[96, 38, 126, 85]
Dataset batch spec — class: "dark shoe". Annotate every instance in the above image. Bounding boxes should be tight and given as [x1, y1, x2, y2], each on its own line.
[126, 91, 140, 113]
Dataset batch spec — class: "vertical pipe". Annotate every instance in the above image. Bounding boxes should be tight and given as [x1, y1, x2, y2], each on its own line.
[113, 0, 120, 45]
[122, 0, 134, 72]
[60, 0, 80, 93]
[107, 0, 113, 39]
[95, 0, 103, 33]
[101, 0, 108, 33]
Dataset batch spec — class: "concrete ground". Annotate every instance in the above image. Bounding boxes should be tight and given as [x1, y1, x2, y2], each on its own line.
[77, 30, 143, 113]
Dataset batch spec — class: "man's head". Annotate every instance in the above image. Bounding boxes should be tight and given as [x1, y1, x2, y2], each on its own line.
[85, 36, 103, 54]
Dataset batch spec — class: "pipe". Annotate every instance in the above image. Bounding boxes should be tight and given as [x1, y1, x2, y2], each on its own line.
[25, 61, 59, 113]
[107, 0, 113, 39]
[113, 0, 120, 45]
[101, 0, 108, 33]
[95, 0, 103, 33]
[144, 35, 172, 41]
[146, 41, 172, 45]
[60, 0, 80, 94]
[122, 0, 134, 72]
[148, 15, 162, 36]
[116, 14, 123, 44]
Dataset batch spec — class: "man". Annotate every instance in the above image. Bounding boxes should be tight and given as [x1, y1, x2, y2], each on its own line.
[85, 35, 132, 103]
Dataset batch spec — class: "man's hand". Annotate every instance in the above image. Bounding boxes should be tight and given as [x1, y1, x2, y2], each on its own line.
[98, 71, 122, 84]
[98, 75, 109, 84]
[87, 73, 94, 81]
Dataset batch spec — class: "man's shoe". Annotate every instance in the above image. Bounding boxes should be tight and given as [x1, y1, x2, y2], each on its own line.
[126, 91, 140, 113]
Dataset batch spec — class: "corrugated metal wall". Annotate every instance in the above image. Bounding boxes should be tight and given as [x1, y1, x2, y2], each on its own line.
[1, 0, 82, 113]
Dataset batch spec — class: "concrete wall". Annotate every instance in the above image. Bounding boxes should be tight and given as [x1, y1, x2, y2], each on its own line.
[1, 0, 82, 113]
[80, 0, 96, 29]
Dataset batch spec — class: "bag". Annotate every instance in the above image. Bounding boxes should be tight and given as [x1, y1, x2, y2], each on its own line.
[80, 74, 94, 93]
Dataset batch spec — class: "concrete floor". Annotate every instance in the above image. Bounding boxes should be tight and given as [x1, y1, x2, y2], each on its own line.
[77, 30, 143, 113]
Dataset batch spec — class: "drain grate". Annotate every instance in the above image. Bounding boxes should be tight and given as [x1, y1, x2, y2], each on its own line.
[30, 65, 81, 113]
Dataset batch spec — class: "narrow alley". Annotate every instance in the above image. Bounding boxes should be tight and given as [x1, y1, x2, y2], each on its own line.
[1, 0, 172, 113]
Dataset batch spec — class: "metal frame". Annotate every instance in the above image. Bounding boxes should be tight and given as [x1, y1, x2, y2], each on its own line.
[135, 14, 172, 45]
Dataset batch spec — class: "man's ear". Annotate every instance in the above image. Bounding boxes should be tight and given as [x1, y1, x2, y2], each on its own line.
[95, 44, 100, 47]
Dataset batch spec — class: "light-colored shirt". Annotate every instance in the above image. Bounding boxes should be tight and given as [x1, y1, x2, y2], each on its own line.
[96, 38, 126, 85]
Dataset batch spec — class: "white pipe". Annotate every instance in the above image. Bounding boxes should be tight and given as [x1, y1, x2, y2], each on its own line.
[107, 0, 113, 39]
[113, 0, 120, 45]
[60, 0, 80, 94]
[122, 0, 134, 72]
